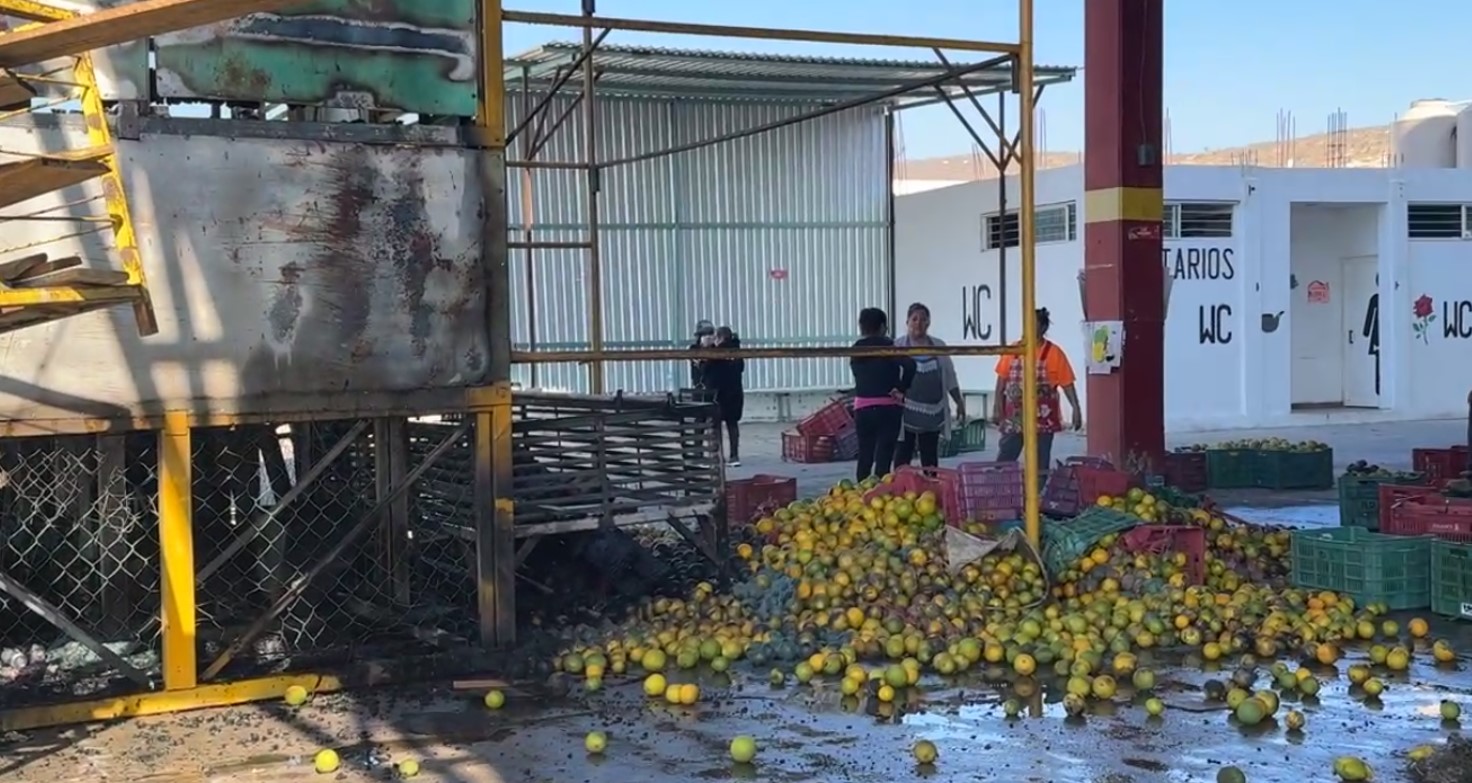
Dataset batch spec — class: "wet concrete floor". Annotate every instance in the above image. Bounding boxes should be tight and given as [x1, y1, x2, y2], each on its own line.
[1, 638, 1467, 783]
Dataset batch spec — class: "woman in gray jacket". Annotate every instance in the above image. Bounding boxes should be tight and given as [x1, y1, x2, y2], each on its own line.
[893, 302, 966, 468]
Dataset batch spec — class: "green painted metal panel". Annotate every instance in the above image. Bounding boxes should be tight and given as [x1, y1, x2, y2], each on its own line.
[152, 0, 477, 115]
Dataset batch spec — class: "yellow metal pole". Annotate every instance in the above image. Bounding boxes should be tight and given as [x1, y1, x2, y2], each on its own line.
[158, 411, 196, 690]
[475, 0, 517, 647]
[1017, 0, 1041, 548]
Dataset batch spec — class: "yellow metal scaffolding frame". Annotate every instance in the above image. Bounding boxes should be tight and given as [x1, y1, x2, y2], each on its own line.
[0, 0, 1046, 731]
[481, 0, 1044, 546]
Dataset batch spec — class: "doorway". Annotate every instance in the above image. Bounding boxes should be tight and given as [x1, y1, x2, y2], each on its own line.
[1288, 204, 1383, 409]
[1341, 255, 1379, 407]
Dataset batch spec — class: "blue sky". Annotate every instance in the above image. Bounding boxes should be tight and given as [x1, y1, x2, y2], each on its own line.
[505, 0, 1471, 158]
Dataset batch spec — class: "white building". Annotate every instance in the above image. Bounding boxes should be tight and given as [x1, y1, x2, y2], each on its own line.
[894, 163, 1472, 432]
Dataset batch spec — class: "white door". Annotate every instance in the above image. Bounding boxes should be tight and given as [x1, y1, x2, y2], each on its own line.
[1342, 255, 1380, 407]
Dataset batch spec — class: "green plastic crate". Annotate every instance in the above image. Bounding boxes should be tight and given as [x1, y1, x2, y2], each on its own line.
[1430, 539, 1472, 620]
[1256, 448, 1334, 490]
[941, 419, 988, 458]
[1290, 527, 1432, 610]
[1042, 507, 1139, 576]
[1207, 449, 1258, 489]
[1337, 471, 1427, 530]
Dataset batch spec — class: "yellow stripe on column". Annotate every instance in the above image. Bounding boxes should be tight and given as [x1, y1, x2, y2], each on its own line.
[1083, 186, 1164, 224]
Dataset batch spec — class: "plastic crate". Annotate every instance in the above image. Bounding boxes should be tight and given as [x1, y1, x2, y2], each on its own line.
[1414, 446, 1471, 487]
[832, 424, 859, 461]
[941, 419, 989, 458]
[725, 474, 797, 526]
[957, 461, 1023, 522]
[796, 399, 853, 439]
[781, 431, 834, 463]
[1290, 527, 1432, 610]
[1041, 457, 1134, 518]
[1430, 539, 1472, 620]
[1206, 449, 1258, 489]
[1337, 471, 1428, 530]
[864, 466, 964, 526]
[1041, 506, 1140, 576]
[1384, 496, 1472, 543]
[1161, 451, 1209, 493]
[1254, 448, 1334, 490]
[1378, 483, 1442, 531]
[1120, 525, 1207, 585]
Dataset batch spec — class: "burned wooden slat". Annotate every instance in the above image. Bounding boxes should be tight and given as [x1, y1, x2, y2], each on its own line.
[0, 252, 48, 282]
[0, 150, 108, 210]
[11, 267, 129, 288]
[0, 0, 306, 69]
[0, 69, 37, 111]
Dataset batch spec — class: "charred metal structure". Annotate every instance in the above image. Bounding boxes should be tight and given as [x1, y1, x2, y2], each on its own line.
[0, 0, 1081, 729]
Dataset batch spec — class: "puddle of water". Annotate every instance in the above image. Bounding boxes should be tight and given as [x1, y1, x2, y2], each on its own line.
[1223, 504, 1341, 528]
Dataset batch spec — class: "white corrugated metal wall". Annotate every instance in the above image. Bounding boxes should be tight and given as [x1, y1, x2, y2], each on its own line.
[505, 94, 889, 393]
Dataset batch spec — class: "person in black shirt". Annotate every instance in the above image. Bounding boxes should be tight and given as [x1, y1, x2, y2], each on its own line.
[703, 326, 746, 467]
[688, 320, 715, 394]
[849, 307, 915, 482]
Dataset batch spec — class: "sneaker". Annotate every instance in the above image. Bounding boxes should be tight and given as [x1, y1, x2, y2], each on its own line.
[727, 459, 742, 468]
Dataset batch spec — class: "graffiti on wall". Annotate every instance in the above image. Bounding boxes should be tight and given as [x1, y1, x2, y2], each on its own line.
[152, 0, 478, 115]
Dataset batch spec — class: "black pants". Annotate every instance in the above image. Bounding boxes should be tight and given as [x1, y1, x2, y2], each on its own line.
[854, 406, 903, 482]
[894, 429, 942, 469]
[998, 431, 1056, 489]
[724, 420, 740, 460]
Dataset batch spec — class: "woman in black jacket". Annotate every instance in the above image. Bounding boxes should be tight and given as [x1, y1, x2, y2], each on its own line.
[704, 326, 746, 467]
[850, 308, 915, 482]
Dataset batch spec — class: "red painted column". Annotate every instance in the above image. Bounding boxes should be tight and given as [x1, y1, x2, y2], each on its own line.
[1083, 0, 1166, 467]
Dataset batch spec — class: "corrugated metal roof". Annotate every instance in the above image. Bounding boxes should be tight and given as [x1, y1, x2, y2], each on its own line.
[506, 42, 1075, 104]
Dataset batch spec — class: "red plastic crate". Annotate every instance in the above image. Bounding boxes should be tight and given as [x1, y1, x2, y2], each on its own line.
[725, 474, 798, 526]
[1377, 483, 1442, 531]
[1042, 457, 1135, 517]
[1120, 525, 1207, 584]
[1385, 496, 1472, 543]
[796, 399, 853, 439]
[781, 431, 834, 463]
[1412, 447, 1470, 487]
[1161, 451, 1209, 493]
[832, 424, 859, 461]
[864, 465, 965, 526]
[957, 461, 1023, 522]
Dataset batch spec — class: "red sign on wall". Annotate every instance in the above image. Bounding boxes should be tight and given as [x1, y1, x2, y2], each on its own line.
[769, 269, 788, 281]
[1307, 280, 1330, 304]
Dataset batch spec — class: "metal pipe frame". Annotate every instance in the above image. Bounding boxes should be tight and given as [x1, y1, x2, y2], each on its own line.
[477, 0, 1045, 652]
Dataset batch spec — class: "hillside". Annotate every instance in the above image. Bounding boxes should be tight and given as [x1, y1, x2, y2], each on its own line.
[900, 125, 1393, 181]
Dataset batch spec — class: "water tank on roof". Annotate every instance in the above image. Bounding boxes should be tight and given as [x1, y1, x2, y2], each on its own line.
[1394, 99, 1458, 168]
[1455, 105, 1472, 169]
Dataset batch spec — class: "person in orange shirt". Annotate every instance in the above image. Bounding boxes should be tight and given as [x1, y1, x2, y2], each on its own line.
[991, 307, 1082, 472]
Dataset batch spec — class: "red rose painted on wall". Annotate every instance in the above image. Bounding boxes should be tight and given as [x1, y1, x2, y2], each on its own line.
[1412, 294, 1436, 344]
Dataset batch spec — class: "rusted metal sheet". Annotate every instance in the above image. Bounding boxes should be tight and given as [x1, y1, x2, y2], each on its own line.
[0, 2, 148, 100]
[0, 114, 487, 424]
[151, 0, 477, 115]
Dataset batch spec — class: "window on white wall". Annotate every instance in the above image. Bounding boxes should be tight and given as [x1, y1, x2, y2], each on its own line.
[982, 202, 1076, 249]
[1164, 202, 1235, 238]
[1406, 204, 1469, 239]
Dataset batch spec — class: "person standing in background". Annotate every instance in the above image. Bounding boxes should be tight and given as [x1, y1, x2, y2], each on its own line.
[992, 307, 1081, 480]
[850, 308, 915, 482]
[892, 302, 966, 469]
[688, 320, 716, 393]
[703, 326, 746, 467]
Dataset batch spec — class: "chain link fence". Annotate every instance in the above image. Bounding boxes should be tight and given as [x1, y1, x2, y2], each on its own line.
[0, 434, 161, 708]
[193, 418, 477, 682]
[0, 395, 730, 706]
